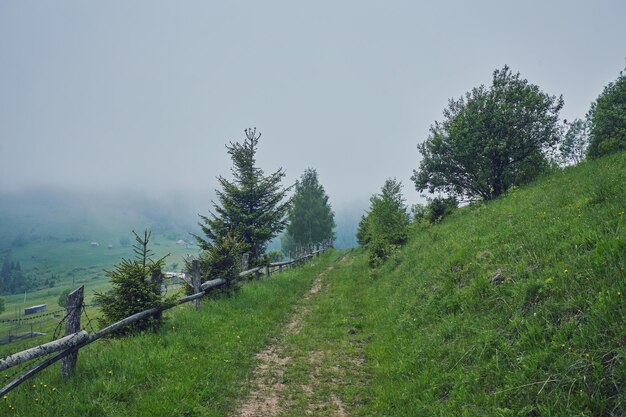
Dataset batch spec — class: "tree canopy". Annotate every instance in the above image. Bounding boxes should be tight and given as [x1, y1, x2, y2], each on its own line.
[412, 65, 564, 201]
[286, 168, 335, 247]
[196, 128, 290, 266]
[586, 67, 626, 158]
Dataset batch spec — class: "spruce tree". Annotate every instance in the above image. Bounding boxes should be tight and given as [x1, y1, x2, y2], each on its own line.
[94, 230, 168, 335]
[196, 128, 290, 266]
[286, 168, 335, 247]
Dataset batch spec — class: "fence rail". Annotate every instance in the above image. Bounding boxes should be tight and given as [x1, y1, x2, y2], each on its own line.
[0, 242, 331, 397]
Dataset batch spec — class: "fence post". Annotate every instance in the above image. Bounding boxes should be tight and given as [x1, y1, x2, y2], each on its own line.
[192, 260, 201, 310]
[255, 268, 260, 280]
[264, 265, 270, 277]
[61, 285, 84, 378]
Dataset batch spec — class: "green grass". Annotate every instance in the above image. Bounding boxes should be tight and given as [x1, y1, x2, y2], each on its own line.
[1, 251, 339, 417]
[1, 152, 624, 416]
[352, 152, 626, 416]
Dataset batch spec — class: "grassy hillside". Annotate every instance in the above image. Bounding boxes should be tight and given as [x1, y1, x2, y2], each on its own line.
[357, 151, 625, 415]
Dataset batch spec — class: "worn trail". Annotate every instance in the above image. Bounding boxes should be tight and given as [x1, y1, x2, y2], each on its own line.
[232, 254, 366, 416]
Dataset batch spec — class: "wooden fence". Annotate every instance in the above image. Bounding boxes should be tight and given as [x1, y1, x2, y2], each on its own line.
[0, 241, 331, 397]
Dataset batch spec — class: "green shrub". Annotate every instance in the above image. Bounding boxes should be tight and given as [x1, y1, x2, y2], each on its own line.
[427, 196, 458, 223]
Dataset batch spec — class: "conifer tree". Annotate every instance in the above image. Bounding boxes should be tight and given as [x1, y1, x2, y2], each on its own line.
[196, 128, 290, 266]
[94, 230, 168, 335]
[286, 168, 335, 247]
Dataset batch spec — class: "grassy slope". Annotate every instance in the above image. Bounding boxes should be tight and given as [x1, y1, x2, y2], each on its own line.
[358, 152, 625, 416]
[2, 252, 339, 417]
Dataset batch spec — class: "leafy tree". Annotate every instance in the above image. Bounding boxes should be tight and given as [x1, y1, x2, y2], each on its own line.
[196, 128, 290, 267]
[587, 67, 626, 158]
[94, 230, 169, 335]
[367, 178, 410, 246]
[286, 168, 335, 247]
[358, 179, 410, 267]
[412, 65, 563, 201]
[0, 297, 5, 314]
[560, 118, 589, 165]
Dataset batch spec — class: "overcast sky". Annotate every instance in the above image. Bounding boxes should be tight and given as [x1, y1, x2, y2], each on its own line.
[1, 0, 625, 211]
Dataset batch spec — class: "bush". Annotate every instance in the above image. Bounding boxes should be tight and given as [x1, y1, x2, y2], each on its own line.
[427, 196, 458, 223]
[368, 239, 394, 269]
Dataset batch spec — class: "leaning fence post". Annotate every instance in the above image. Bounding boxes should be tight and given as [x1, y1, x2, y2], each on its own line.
[192, 260, 201, 310]
[61, 285, 84, 378]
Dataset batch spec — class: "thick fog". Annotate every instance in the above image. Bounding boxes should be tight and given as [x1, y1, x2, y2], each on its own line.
[1, 0, 625, 216]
